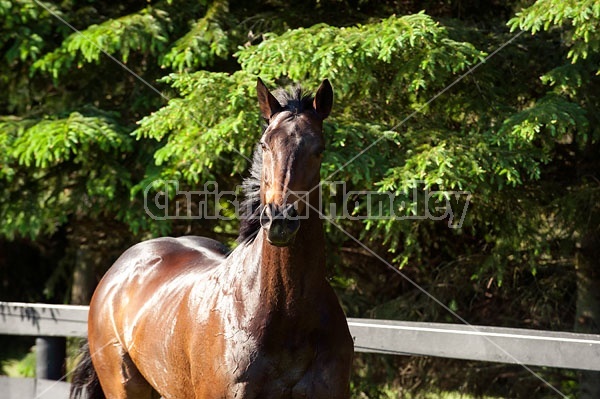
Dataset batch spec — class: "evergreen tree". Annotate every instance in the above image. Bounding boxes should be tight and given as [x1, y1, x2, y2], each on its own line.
[1, 0, 598, 397]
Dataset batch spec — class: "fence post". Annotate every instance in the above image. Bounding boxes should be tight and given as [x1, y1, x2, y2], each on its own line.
[35, 336, 66, 380]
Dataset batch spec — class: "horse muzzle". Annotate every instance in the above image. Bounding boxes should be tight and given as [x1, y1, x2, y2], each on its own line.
[261, 203, 300, 247]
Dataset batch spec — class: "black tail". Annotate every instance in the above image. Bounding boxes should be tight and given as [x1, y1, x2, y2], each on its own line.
[70, 342, 105, 399]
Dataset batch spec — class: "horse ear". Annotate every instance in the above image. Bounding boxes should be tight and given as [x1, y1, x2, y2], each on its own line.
[313, 79, 333, 119]
[257, 78, 283, 120]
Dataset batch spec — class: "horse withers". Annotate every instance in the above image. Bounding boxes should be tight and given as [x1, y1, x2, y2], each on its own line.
[70, 78, 354, 399]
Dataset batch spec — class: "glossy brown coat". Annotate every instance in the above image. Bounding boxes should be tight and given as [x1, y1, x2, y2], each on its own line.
[79, 79, 353, 399]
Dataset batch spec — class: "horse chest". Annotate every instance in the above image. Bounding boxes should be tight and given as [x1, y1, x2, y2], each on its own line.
[228, 352, 350, 399]
[223, 323, 351, 399]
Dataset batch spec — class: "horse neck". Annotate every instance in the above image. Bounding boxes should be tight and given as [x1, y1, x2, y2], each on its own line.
[258, 204, 326, 314]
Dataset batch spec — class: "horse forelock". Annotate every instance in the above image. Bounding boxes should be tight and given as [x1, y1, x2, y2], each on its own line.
[273, 85, 314, 115]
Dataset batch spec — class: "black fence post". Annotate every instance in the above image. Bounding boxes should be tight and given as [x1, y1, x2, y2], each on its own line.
[36, 336, 66, 380]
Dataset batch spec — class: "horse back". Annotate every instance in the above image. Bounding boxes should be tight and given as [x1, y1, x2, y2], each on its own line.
[102, 235, 226, 281]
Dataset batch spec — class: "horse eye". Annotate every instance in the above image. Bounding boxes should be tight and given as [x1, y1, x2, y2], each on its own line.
[259, 141, 267, 151]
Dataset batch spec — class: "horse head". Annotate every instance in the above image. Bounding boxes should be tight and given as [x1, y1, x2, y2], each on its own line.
[256, 78, 333, 246]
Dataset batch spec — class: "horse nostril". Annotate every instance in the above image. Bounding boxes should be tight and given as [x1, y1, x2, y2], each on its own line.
[260, 203, 274, 228]
[283, 204, 300, 235]
[284, 203, 298, 219]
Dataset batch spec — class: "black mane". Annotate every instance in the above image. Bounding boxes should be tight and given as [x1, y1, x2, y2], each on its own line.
[236, 85, 315, 244]
[237, 144, 263, 243]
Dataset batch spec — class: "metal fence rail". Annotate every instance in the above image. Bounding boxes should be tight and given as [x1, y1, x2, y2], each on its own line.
[347, 318, 600, 371]
[1, 302, 600, 398]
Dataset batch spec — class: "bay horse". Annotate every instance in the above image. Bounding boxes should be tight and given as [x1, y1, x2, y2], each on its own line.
[70, 78, 354, 399]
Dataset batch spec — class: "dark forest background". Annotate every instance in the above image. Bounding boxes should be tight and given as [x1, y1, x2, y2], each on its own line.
[1, 0, 599, 397]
